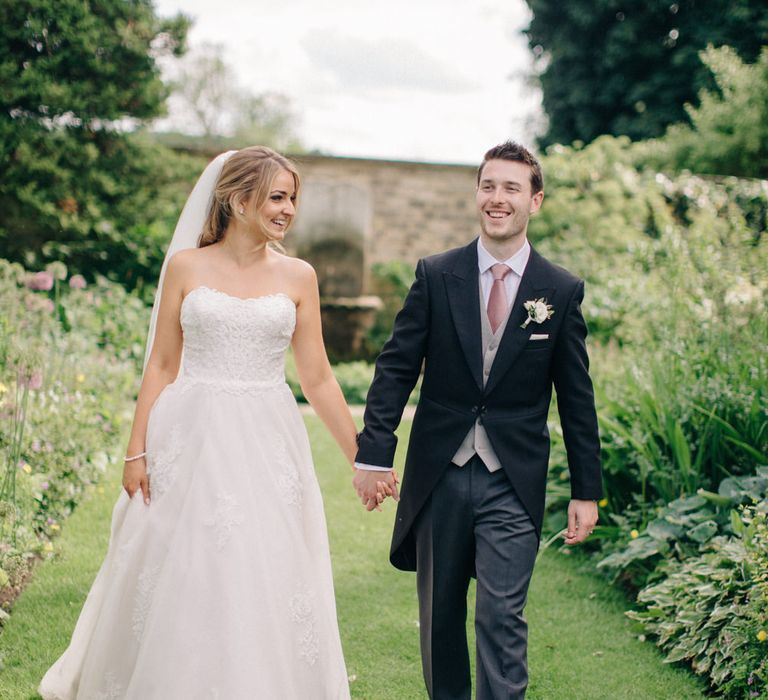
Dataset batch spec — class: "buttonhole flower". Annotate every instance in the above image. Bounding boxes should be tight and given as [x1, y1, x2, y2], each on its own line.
[521, 298, 554, 329]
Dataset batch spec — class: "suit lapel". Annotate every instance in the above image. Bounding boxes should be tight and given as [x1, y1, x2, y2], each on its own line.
[444, 240, 483, 390]
[485, 247, 553, 396]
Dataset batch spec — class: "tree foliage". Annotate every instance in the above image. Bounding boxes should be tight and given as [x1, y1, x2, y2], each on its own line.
[525, 0, 768, 147]
[638, 45, 768, 178]
[0, 0, 197, 291]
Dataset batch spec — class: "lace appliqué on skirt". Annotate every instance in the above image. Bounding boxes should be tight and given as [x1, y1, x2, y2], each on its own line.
[273, 432, 302, 506]
[290, 589, 319, 666]
[147, 424, 183, 498]
[87, 672, 123, 700]
[132, 565, 161, 641]
[204, 492, 245, 550]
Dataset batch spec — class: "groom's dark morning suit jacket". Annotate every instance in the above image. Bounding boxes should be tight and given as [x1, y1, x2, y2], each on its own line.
[356, 240, 603, 571]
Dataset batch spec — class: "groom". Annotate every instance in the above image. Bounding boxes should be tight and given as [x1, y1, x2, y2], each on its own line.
[353, 141, 602, 699]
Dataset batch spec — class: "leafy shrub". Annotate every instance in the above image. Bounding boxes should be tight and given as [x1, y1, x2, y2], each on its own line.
[598, 313, 767, 521]
[635, 45, 768, 179]
[517, 135, 768, 700]
[331, 362, 376, 406]
[585, 471, 768, 697]
[537, 137, 767, 536]
[533, 138, 768, 346]
[285, 353, 419, 406]
[625, 496, 768, 698]
[364, 261, 416, 358]
[598, 470, 768, 586]
[0, 259, 143, 606]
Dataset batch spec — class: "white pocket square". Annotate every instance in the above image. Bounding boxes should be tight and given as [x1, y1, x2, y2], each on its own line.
[529, 333, 549, 340]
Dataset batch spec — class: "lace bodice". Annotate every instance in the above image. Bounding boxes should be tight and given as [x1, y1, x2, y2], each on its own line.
[179, 286, 296, 389]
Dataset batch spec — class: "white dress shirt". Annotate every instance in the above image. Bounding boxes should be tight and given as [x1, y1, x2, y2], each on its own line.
[477, 237, 530, 310]
[355, 237, 531, 472]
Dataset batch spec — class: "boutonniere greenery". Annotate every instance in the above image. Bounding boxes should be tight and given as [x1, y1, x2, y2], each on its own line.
[521, 298, 554, 329]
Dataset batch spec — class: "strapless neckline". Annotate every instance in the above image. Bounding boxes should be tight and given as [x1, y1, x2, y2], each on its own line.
[182, 285, 295, 308]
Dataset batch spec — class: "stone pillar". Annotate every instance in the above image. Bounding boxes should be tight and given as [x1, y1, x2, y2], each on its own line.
[288, 180, 379, 360]
[288, 180, 372, 296]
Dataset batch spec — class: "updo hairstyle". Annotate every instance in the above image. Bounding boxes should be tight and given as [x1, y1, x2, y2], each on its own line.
[198, 146, 300, 248]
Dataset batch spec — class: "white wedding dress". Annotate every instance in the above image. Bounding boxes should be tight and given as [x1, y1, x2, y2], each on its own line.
[40, 286, 351, 700]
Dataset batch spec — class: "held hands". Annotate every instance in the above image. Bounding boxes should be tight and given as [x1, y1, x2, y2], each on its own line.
[563, 498, 598, 545]
[352, 468, 400, 512]
[123, 457, 151, 505]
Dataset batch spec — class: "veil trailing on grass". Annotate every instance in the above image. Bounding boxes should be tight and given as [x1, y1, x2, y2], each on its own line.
[143, 150, 237, 372]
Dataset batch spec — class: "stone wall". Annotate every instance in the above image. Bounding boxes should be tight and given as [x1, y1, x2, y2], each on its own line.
[286, 154, 479, 289]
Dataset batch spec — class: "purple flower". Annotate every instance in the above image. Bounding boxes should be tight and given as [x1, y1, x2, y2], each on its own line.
[27, 271, 54, 291]
[43, 299, 55, 313]
[31, 440, 41, 451]
[19, 369, 43, 390]
[69, 274, 87, 289]
[30, 371, 43, 390]
[41, 481, 49, 490]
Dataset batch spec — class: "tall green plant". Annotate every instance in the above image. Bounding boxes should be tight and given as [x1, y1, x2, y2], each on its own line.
[599, 313, 767, 516]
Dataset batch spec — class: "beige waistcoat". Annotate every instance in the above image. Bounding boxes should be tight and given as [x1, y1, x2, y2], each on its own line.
[450, 277, 515, 472]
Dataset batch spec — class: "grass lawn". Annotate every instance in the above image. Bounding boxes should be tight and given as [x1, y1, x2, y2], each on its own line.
[0, 415, 706, 699]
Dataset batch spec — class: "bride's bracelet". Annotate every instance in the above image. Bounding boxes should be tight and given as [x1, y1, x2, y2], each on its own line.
[124, 451, 147, 462]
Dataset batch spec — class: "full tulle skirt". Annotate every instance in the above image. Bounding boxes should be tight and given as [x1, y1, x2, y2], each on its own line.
[39, 380, 350, 699]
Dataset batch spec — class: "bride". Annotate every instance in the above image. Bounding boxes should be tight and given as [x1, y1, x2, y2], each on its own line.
[39, 147, 388, 699]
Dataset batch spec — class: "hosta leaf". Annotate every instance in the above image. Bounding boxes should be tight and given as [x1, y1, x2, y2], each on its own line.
[676, 609, 705, 627]
[647, 518, 684, 541]
[664, 643, 692, 663]
[689, 520, 718, 543]
[705, 605, 733, 624]
[691, 653, 712, 674]
[719, 475, 768, 502]
[710, 662, 733, 686]
[667, 495, 707, 513]
[689, 639, 708, 657]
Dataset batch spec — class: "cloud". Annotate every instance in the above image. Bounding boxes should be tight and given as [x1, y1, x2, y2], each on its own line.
[302, 30, 475, 94]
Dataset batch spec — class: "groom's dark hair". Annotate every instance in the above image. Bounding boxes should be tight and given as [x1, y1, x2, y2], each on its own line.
[477, 141, 543, 194]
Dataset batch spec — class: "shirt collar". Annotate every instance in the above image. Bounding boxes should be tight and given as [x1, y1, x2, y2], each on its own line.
[477, 237, 530, 278]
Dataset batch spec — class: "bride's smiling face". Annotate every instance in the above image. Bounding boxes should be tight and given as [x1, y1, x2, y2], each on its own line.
[254, 169, 297, 240]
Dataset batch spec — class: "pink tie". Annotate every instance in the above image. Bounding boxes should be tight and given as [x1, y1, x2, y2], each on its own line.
[487, 263, 512, 333]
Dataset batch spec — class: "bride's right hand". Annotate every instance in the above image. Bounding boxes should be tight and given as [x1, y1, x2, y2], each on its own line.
[123, 458, 151, 505]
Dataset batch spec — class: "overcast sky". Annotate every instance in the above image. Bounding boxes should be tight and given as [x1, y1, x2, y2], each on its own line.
[152, 0, 543, 164]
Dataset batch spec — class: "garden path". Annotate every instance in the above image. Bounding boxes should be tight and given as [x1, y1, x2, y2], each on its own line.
[0, 417, 706, 699]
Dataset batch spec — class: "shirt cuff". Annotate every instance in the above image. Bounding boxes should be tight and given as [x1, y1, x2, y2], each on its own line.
[354, 462, 393, 472]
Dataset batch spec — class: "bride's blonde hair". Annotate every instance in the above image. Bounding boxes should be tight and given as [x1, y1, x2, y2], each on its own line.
[199, 146, 300, 248]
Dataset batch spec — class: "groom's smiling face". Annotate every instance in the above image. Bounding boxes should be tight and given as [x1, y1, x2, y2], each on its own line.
[476, 159, 543, 244]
